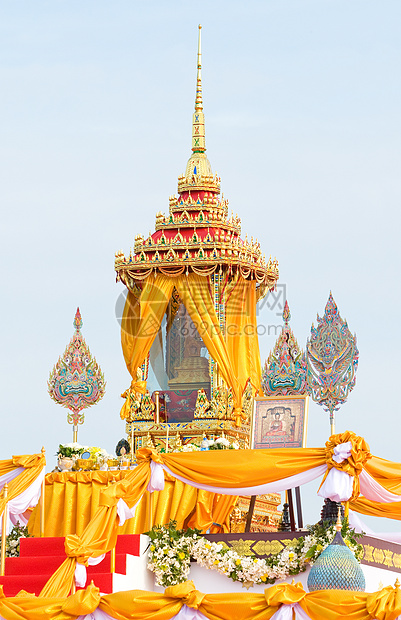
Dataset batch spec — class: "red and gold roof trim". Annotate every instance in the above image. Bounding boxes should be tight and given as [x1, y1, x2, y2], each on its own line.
[115, 25, 279, 293]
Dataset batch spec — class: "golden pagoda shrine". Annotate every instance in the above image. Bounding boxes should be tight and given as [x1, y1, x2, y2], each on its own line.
[115, 25, 279, 453]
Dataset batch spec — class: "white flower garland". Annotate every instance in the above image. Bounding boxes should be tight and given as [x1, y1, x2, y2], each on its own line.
[174, 437, 239, 453]
[147, 521, 363, 588]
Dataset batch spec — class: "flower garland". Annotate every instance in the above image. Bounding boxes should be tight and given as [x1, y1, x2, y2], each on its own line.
[146, 520, 363, 588]
[147, 523, 200, 587]
[0, 522, 31, 558]
[173, 436, 239, 453]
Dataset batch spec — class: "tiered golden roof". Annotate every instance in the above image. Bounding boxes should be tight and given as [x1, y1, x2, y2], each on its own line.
[115, 25, 279, 293]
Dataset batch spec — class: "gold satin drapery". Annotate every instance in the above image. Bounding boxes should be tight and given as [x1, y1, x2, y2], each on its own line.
[226, 278, 262, 397]
[0, 453, 46, 520]
[39, 460, 153, 598]
[120, 275, 174, 418]
[2, 580, 401, 620]
[120, 273, 263, 422]
[350, 451, 401, 519]
[37, 432, 401, 598]
[174, 273, 243, 414]
[121, 276, 174, 383]
[28, 471, 233, 537]
[351, 496, 401, 521]
[186, 490, 237, 533]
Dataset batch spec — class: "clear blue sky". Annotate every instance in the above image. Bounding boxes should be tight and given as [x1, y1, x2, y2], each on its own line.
[1, 1, 401, 530]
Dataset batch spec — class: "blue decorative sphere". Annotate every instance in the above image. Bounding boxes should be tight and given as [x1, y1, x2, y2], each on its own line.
[307, 531, 365, 592]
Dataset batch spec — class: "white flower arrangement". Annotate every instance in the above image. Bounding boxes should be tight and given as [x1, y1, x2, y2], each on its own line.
[56, 443, 111, 466]
[146, 522, 199, 587]
[88, 446, 111, 464]
[57, 443, 85, 458]
[172, 436, 240, 453]
[146, 520, 363, 588]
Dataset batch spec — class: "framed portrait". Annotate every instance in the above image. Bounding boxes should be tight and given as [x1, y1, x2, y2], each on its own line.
[252, 395, 309, 449]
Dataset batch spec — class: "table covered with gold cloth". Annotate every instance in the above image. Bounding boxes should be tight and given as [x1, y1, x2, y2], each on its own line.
[28, 469, 237, 537]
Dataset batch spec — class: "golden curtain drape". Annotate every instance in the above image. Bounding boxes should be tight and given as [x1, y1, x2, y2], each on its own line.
[120, 275, 175, 413]
[38, 432, 401, 598]
[3, 580, 401, 620]
[120, 272, 263, 423]
[39, 461, 153, 598]
[28, 471, 230, 537]
[351, 497, 401, 521]
[226, 278, 262, 397]
[0, 454, 44, 478]
[39, 442, 322, 598]
[350, 455, 401, 519]
[186, 490, 238, 533]
[174, 273, 243, 416]
[160, 446, 326, 488]
[0, 453, 45, 520]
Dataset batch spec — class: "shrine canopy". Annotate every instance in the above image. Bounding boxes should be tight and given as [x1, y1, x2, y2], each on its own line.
[115, 26, 279, 424]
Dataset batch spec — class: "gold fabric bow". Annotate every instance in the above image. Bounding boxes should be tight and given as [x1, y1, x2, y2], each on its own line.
[320, 430, 371, 500]
[164, 580, 205, 609]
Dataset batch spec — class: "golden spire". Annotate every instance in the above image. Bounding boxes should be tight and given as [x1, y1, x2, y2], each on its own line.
[192, 25, 206, 155]
[195, 24, 203, 113]
[179, 25, 216, 192]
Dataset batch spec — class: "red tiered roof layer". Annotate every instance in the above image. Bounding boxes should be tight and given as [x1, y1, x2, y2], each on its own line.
[115, 183, 278, 291]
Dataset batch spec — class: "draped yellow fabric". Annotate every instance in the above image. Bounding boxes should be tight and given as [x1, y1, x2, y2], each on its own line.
[0, 461, 19, 479]
[120, 273, 263, 424]
[0, 453, 44, 479]
[366, 584, 401, 620]
[364, 456, 401, 495]
[320, 431, 371, 500]
[161, 446, 326, 488]
[185, 489, 238, 533]
[350, 496, 401, 521]
[209, 493, 238, 533]
[39, 461, 152, 597]
[3, 581, 401, 620]
[28, 471, 229, 537]
[174, 273, 243, 416]
[38, 442, 323, 598]
[301, 589, 371, 620]
[121, 275, 174, 406]
[0, 582, 101, 620]
[34, 433, 401, 599]
[346, 445, 401, 518]
[0, 452, 45, 520]
[264, 581, 306, 606]
[226, 278, 262, 397]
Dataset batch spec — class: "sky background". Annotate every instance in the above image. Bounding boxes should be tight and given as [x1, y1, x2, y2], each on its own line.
[1, 1, 401, 531]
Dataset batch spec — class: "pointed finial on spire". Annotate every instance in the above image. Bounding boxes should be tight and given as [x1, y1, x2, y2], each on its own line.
[73, 307, 83, 332]
[191, 25, 206, 154]
[195, 25, 203, 113]
[336, 506, 342, 532]
[283, 300, 291, 326]
[179, 26, 218, 192]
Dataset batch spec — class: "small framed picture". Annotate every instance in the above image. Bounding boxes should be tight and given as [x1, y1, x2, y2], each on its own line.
[252, 395, 309, 449]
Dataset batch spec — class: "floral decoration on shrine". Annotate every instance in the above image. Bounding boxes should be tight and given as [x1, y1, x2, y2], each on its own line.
[262, 301, 307, 396]
[146, 519, 362, 589]
[48, 308, 105, 426]
[306, 293, 358, 418]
